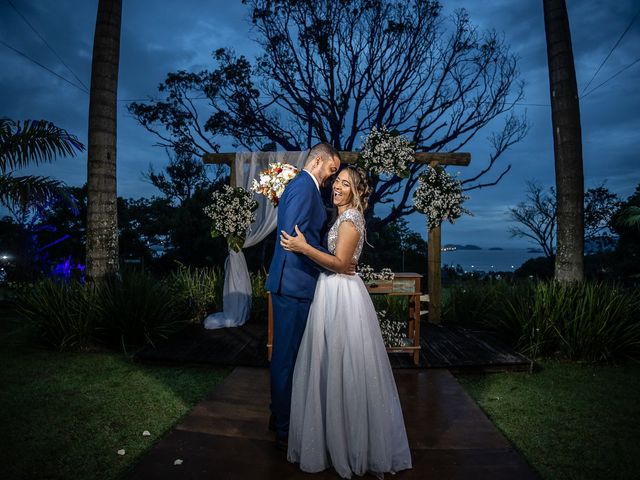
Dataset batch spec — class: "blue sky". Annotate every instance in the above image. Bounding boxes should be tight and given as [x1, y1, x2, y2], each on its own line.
[1, 0, 639, 248]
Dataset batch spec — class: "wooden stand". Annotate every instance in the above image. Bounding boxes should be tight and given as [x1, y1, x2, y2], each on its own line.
[267, 272, 422, 365]
[367, 273, 422, 365]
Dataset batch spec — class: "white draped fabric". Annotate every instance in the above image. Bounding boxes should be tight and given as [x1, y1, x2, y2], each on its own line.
[204, 150, 309, 329]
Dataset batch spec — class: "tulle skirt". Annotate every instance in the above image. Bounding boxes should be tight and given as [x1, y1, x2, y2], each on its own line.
[287, 273, 412, 478]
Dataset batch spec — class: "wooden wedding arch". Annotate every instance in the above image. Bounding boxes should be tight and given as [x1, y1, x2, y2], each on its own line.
[203, 151, 471, 323]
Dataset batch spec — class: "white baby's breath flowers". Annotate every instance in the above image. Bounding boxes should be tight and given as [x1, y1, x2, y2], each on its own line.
[358, 264, 395, 282]
[377, 310, 405, 347]
[413, 165, 471, 230]
[204, 185, 258, 252]
[359, 126, 415, 177]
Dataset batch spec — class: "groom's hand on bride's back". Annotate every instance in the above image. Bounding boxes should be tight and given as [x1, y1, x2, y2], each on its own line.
[341, 261, 357, 276]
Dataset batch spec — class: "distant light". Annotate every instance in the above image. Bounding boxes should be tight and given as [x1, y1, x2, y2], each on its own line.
[1, 255, 9, 260]
[511, 265, 515, 269]
[471, 265, 474, 268]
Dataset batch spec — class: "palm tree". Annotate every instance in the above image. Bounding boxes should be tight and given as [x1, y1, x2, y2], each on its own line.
[0, 118, 84, 210]
[86, 0, 122, 281]
[618, 206, 640, 230]
[542, 0, 585, 282]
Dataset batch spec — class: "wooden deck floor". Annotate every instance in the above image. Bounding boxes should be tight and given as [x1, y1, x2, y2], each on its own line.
[126, 367, 538, 479]
[136, 321, 532, 371]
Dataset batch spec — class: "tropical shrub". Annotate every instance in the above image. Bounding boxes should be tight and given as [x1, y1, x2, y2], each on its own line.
[93, 272, 184, 349]
[18, 278, 97, 350]
[250, 269, 268, 323]
[444, 280, 640, 361]
[166, 266, 223, 323]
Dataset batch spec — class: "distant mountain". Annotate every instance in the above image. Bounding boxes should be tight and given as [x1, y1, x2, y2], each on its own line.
[488, 247, 503, 250]
[526, 247, 544, 253]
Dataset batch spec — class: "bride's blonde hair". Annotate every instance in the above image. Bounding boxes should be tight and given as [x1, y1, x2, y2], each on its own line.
[344, 165, 372, 214]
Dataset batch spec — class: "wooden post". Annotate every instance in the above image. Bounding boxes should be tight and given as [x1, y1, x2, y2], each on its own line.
[427, 224, 442, 323]
[202, 153, 237, 187]
[427, 159, 443, 324]
[229, 159, 236, 188]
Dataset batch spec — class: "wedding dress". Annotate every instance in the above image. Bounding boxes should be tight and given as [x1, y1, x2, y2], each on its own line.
[288, 209, 412, 479]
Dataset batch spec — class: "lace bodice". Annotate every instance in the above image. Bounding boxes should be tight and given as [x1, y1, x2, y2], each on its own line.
[328, 208, 366, 262]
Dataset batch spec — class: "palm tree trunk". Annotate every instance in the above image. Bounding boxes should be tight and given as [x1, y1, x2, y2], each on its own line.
[543, 0, 584, 282]
[86, 0, 122, 280]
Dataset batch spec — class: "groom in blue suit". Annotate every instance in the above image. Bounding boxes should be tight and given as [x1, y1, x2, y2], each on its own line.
[266, 142, 345, 448]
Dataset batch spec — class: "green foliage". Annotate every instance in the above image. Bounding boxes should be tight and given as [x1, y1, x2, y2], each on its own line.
[611, 184, 640, 280]
[93, 272, 185, 349]
[17, 271, 198, 351]
[166, 266, 223, 323]
[16, 264, 274, 351]
[0, 118, 84, 211]
[371, 294, 409, 322]
[17, 279, 97, 350]
[0, 118, 84, 172]
[250, 269, 268, 323]
[444, 280, 640, 361]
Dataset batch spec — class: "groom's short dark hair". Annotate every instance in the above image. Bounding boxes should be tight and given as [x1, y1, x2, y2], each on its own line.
[307, 142, 340, 163]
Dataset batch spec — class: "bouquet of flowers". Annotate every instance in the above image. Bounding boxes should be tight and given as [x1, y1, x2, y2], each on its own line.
[251, 162, 299, 206]
[376, 309, 405, 348]
[204, 185, 258, 252]
[359, 126, 415, 177]
[413, 165, 471, 230]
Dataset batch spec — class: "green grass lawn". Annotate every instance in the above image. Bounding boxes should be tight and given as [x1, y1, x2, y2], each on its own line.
[457, 361, 640, 480]
[0, 310, 229, 480]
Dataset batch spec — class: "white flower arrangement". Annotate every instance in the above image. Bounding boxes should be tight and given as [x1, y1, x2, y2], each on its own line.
[204, 185, 258, 252]
[377, 309, 405, 348]
[413, 165, 471, 230]
[358, 264, 395, 283]
[250, 162, 299, 206]
[359, 126, 415, 177]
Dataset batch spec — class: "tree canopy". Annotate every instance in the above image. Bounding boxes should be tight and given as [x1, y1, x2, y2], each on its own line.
[129, 0, 528, 226]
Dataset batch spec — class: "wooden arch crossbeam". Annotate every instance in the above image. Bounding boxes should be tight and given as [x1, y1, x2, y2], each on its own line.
[203, 151, 471, 323]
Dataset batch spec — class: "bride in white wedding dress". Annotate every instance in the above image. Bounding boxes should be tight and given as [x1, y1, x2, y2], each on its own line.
[279, 166, 412, 479]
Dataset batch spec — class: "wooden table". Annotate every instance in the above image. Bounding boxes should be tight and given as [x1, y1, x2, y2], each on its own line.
[267, 272, 422, 365]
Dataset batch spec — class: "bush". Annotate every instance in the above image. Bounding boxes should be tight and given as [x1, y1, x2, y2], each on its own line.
[250, 269, 268, 323]
[18, 279, 98, 351]
[166, 266, 223, 323]
[18, 271, 194, 351]
[94, 272, 185, 349]
[444, 280, 640, 361]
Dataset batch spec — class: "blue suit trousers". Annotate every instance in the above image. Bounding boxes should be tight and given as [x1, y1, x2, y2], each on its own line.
[270, 292, 312, 440]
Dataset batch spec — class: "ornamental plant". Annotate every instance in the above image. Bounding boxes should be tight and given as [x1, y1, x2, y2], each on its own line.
[377, 309, 405, 347]
[358, 264, 395, 283]
[413, 165, 470, 230]
[204, 185, 258, 252]
[359, 126, 415, 177]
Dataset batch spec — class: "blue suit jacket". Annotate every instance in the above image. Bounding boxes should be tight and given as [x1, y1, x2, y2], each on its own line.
[266, 170, 328, 299]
